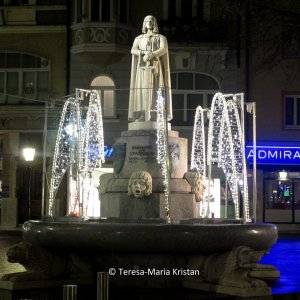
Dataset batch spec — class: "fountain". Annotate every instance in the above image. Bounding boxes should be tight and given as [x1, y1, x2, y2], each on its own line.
[1, 15, 279, 299]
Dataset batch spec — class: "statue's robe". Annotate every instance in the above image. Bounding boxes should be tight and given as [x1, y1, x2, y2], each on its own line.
[128, 33, 172, 121]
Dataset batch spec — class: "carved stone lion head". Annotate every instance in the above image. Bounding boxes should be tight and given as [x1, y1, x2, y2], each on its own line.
[6, 241, 31, 264]
[235, 246, 264, 269]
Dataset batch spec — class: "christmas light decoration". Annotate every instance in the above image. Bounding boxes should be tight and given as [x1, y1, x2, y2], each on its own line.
[207, 93, 226, 165]
[225, 98, 249, 221]
[218, 99, 240, 218]
[156, 89, 171, 223]
[48, 89, 105, 217]
[49, 99, 77, 215]
[205, 93, 250, 221]
[80, 90, 105, 171]
[78, 90, 105, 217]
[191, 105, 209, 217]
[191, 106, 206, 177]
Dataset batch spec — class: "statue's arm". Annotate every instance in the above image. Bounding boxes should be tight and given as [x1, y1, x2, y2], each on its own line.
[131, 37, 141, 56]
[152, 35, 167, 58]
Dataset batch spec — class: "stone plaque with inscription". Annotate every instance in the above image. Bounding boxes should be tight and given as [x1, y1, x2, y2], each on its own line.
[113, 143, 126, 174]
[114, 130, 187, 179]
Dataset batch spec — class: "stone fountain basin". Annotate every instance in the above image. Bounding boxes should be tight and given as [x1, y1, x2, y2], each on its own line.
[22, 221, 278, 254]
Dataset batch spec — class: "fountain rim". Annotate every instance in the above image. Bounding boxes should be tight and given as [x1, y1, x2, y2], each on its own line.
[22, 220, 278, 255]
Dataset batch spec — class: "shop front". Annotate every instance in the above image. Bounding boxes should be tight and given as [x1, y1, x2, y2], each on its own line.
[247, 144, 300, 224]
[264, 172, 300, 223]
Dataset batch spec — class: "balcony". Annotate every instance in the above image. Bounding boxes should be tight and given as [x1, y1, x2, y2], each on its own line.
[71, 22, 133, 66]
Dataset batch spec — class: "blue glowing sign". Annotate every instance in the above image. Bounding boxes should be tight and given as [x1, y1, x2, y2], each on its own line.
[246, 145, 300, 165]
[104, 144, 113, 158]
[88, 144, 114, 159]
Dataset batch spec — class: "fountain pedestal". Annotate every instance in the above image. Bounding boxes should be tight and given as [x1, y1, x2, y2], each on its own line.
[100, 127, 200, 221]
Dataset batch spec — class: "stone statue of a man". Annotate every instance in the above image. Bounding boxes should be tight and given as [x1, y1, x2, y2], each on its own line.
[128, 15, 172, 122]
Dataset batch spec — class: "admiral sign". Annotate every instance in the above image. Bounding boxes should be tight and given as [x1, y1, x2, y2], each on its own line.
[246, 145, 300, 165]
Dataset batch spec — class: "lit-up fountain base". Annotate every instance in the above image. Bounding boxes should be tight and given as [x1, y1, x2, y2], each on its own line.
[5, 219, 279, 298]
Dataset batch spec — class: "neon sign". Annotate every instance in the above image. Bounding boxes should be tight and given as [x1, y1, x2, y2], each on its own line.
[88, 144, 113, 159]
[104, 144, 113, 158]
[246, 145, 300, 165]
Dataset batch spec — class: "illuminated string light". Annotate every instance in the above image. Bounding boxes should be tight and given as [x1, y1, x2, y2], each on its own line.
[80, 90, 105, 171]
[218, 100, 240, 218]
[207, 93, 226, 165]
[226, 98, 249, 221]
[48, 99, 77, 215]
[191, 106, 206, 177]
[206, 92, 249, 221]
[156, 89, 170, 223]
[79, 90, 105, 217]
[191, 105, 209, 217]
[48, 89, 105, 217]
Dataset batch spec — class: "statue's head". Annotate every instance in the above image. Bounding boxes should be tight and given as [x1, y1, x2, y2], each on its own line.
[128, 171, 152, 198]
[142, 15, 159, 34]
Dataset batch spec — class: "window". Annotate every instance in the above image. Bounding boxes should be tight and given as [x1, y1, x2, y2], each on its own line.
[0, 52, 49, 105]
[76, 0, 82, 22]
[167, 0, 210, 23]
[91, 75, 116, 118]
[284, 94, 300, 128]
[171, 72, 219, 126]
[89, 0, 128, 23]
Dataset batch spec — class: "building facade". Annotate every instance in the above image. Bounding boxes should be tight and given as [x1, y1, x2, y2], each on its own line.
[243, 1, 300, 224]
[0, 0, 68, 227]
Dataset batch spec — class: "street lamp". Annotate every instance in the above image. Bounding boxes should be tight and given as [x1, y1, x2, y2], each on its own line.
[23, 147, 35, 220]
[23, 148, 35, 162]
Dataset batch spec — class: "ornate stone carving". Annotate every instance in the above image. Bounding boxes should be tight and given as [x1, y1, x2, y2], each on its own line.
[2, 241, 92, 281]
[187, 246, 268, 288]
[117, 29, 129, 45]
[72, 25, 131, 46]
[128, 171, 152, 198]
[184, 170, 205, 202]
[74, 29, 84, 44]
[89, 27, 111, 43]
[169, 143, 180, 173]
[98, 173, 115, 195]
[2, 241, 66, 281]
